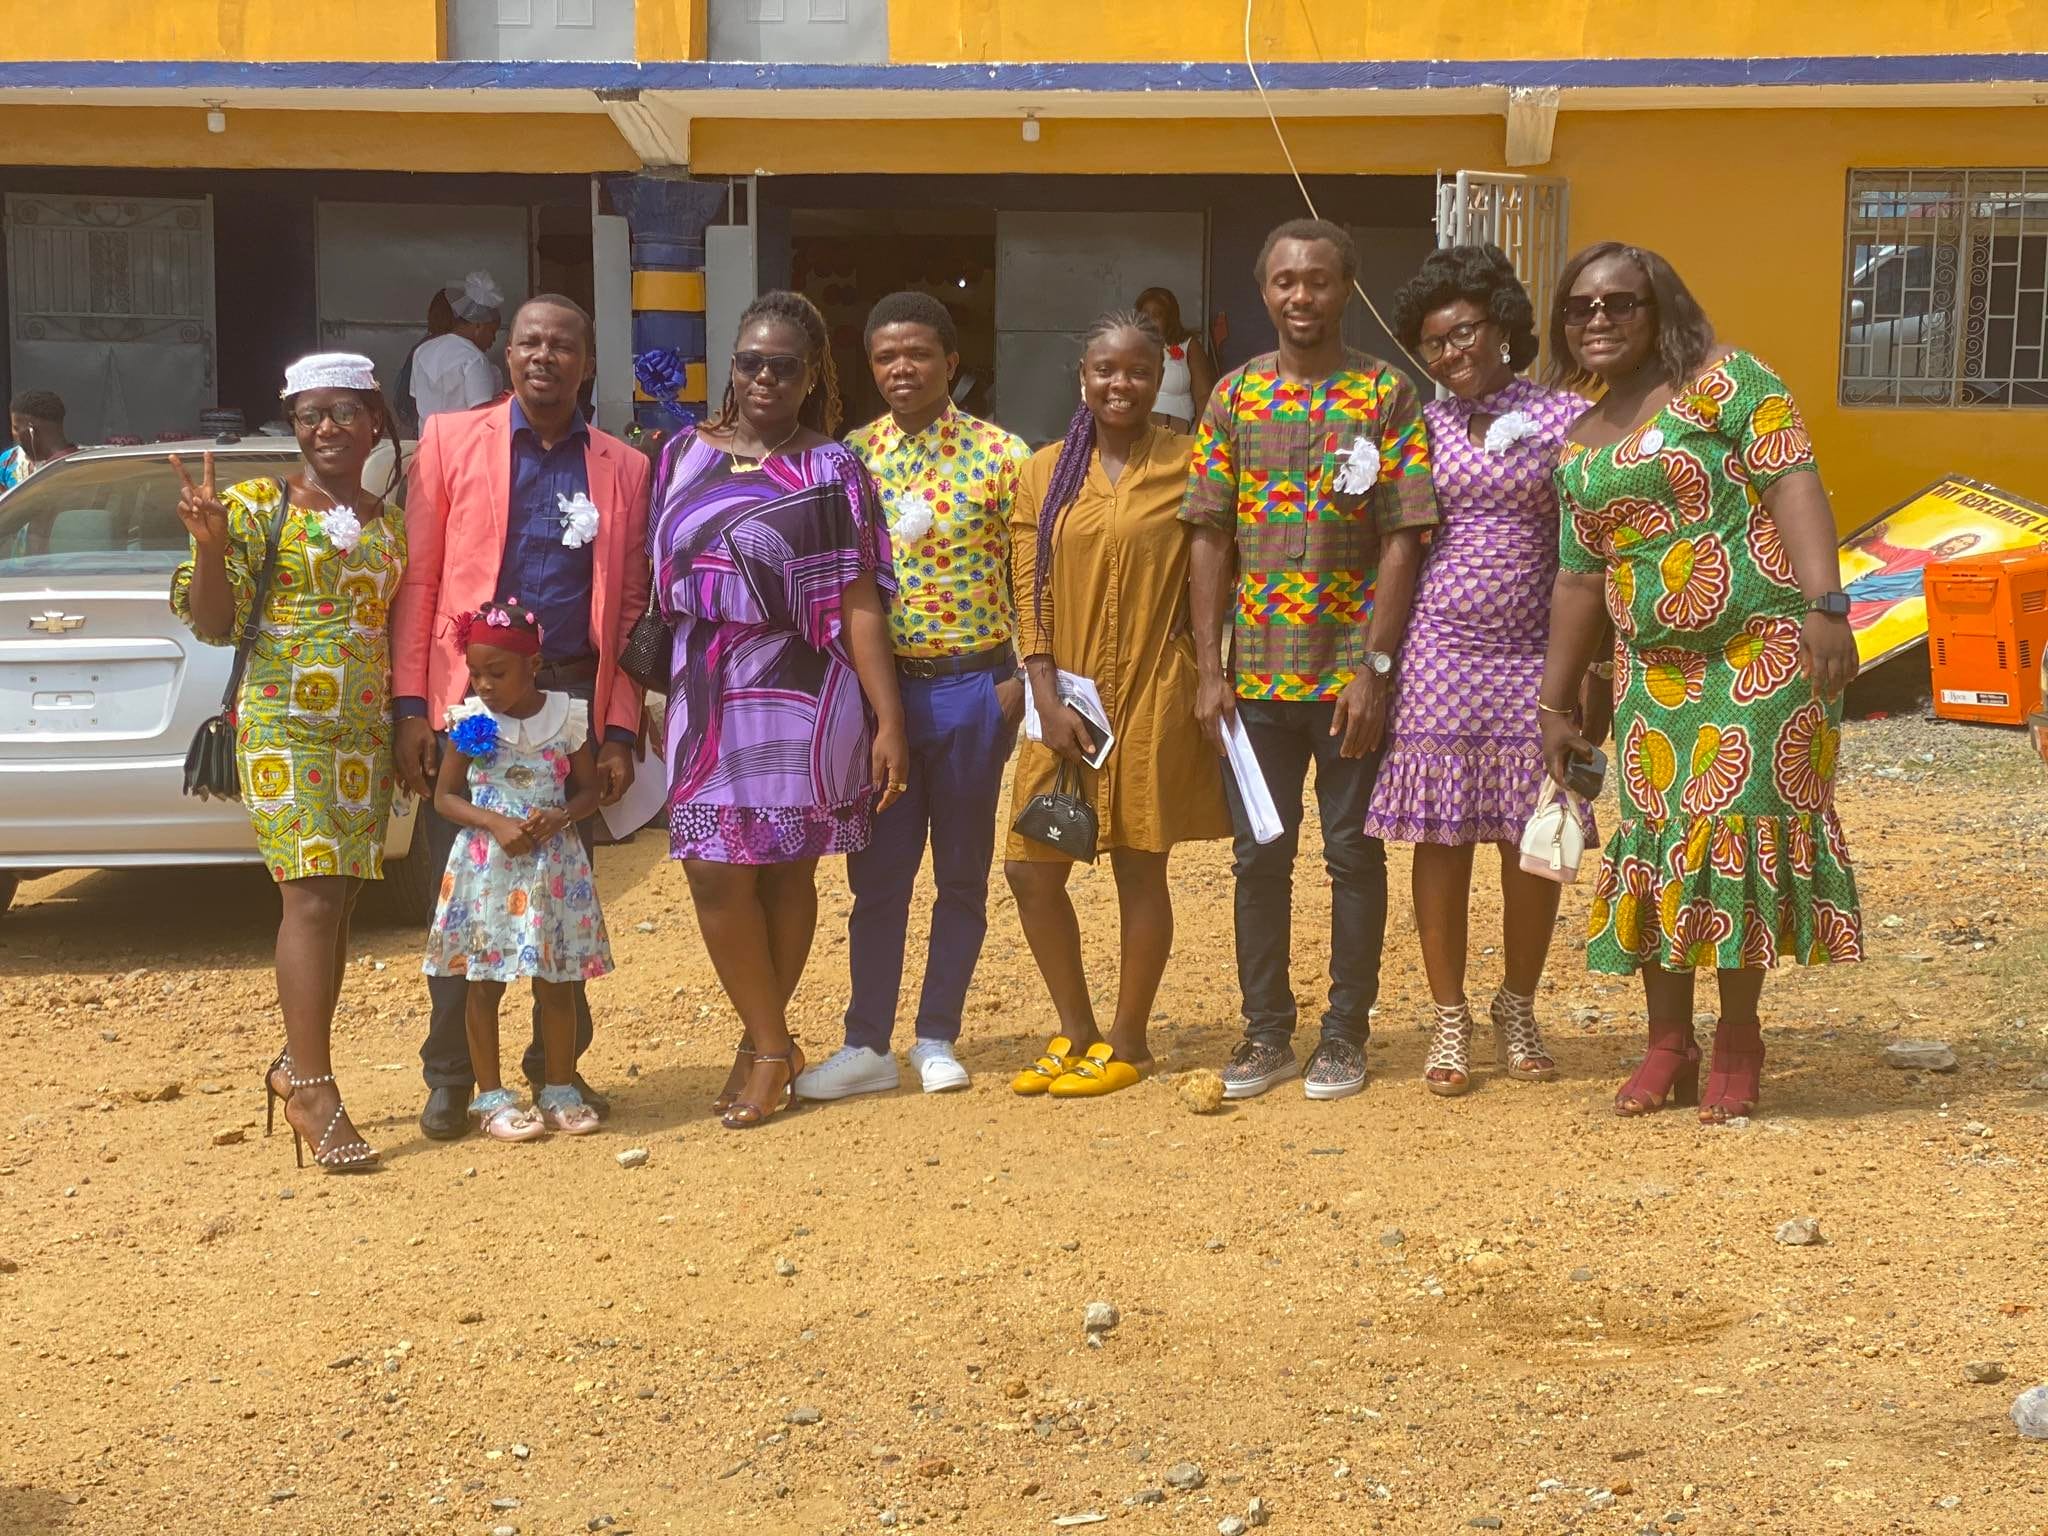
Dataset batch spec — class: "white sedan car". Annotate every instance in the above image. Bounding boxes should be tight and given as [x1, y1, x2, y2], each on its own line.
[0, 437, 436, 920]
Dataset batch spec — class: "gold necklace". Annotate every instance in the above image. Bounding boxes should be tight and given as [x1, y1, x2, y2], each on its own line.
[728, 420, 802, 470]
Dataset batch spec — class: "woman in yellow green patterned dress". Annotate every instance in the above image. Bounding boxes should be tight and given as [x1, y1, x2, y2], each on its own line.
[1536, 246, 1862, 1127]
[171, 353, 407, 1172]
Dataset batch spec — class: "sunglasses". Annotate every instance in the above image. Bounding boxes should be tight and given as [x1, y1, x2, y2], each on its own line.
[1416, 321, 1487, 364]
[732, 351, 806, 383]
[1560, 292, 1655, 326]
[290, 401, 369, 429]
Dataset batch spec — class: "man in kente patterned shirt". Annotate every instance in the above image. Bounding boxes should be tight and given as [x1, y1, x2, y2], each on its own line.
[1183, 219, 1439, 1104]
[795, 292, 1031, 1102]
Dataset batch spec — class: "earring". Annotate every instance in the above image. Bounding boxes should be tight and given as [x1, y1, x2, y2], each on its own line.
[1499, 343, 1512, 365]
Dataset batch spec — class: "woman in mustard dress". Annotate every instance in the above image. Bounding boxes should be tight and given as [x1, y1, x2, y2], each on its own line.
[1536, 246, 1862, 1127]
[1005, 311, 1231, 1098]
[172, 353, 408, 1172]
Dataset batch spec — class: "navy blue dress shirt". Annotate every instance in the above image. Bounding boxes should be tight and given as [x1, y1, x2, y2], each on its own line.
[499, 398, 595, 663]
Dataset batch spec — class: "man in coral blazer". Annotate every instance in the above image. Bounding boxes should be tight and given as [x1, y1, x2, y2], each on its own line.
[392, 294, 651, 1141]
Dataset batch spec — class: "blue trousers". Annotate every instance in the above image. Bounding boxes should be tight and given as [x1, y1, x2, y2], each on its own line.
[842, 667, 1016, 1051]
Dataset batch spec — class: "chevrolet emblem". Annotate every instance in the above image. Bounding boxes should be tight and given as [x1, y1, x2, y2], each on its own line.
[28, 610, 85, 634]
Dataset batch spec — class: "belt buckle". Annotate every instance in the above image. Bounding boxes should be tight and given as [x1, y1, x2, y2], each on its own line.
[902, 656, 940, 679]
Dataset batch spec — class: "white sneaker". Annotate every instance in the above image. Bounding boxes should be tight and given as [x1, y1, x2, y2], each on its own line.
[792, 1045, 900, 1101]
[907, 1038, 971, 1093]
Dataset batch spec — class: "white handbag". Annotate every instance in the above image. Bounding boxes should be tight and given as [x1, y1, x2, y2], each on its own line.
[1519, 776, 1587, 883]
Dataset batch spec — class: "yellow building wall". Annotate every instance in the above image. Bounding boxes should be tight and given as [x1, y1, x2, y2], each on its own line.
[0, 0, 442, 61]
[637, 0, 708, 61]
[892, 0, 2048, 64]
[0, 107, 638, 174]
[694, 103, 2048, 524]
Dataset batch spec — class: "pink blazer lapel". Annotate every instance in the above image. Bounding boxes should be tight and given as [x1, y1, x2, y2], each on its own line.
[478, 403, 512, 559]
[585, 433, 624, 652]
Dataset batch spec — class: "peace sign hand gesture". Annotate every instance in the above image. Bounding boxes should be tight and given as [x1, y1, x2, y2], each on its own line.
[170, 452, 231, 554]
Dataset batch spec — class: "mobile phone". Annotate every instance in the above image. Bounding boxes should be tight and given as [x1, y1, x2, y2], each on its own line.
[1564, 746, 1607, 800]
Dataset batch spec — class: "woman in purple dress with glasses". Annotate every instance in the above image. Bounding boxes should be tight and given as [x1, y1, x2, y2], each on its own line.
[651, 291, 909, 1130]
[1364, 246, 1606, 1098]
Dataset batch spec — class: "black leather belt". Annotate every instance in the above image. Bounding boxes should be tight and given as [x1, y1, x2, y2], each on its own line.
[896, 645, 1014, 680]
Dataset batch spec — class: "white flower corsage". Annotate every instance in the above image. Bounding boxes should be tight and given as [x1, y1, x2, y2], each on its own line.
[889, 490, 936, 544]
[316, 505, 363, 553]
[1482, 410, 1541, 457]
[1332, 436, 1381, 496]
[558, 491, 601, 549]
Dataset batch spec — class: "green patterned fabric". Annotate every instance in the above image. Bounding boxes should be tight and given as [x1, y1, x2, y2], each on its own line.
[1554, 350, 1863, 976]
[172, 478, 406, 882]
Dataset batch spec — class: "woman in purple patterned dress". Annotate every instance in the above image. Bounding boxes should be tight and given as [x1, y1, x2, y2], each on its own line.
[652, 291, 908, 1129]
[1364, 246, 1606, 1097]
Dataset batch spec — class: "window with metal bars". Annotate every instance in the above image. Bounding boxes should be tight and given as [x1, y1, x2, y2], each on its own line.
[1841, 169, 2048, 408]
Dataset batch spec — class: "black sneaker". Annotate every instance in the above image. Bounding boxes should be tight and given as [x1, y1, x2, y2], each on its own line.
[1303, 1037, 1368, 1101]
[1221, 1038, 1298, 1100]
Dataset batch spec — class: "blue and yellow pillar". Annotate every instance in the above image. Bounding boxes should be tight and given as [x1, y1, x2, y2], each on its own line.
[606, 174, 729, 429]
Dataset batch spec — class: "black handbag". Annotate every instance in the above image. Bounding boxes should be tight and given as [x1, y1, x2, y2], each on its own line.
[620, 573, 670, 695]
[1010, 758, 1099, 864]
[181, 486, 285, 801]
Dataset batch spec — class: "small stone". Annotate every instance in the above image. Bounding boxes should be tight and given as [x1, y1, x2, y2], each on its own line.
[1246, 1497, 1271, 1528]
[787, 1405, 822, 1425]
[1884, 1039, 1958, 1072]
[1934, 1495, 1962, 1511]
[269, 1488, 298, 1503]
[277, 1188, 294, 1201]
[1468, 1521, 1503, 1531]
[511, 1443, 531, 1459]
[1177, 1068, 1226, 1114]
[634, 920, 657, 933]
[491, 1497, 520, 1510]
[1220, 1519, 1249, 1536]
[1164, 1462, 1206, 1491]
[1570, 1267, 1595, 1283]
[210, 1126, 245, 1147]
[1964, 1361, 2006, 1384]
[0, 1257, 17, 1274]
[774, 1255, 798, 1278]
[915, 1456, 952, 1478]
[587, 1520, 616, 1532]
[1588, 1491, 1617, 1511]
[132, 1082, 181, 1102]
[1379, 1228, 1405, 1248]
[1051, 1517, 1106, 1530]
[878, 1514, 898, 1529]
[1133, 1489, 1166, 1506]
[1083, 1301, 1120, 1335]
[326, 1354, 358, 1369]
[492, 1527, 518, 1536]
[1003, 1379, 1028, 1400]
[615, 1147, 649, 1169]
[457, 1309, 484, 1324]
[195, 1079, 226, 1095]
[1880, 914, 1904, 929]
[1019, 1481, 1040, 1497]
[2010, 1385, 2048, 1439]
[1205, 1238, 1226, 1252]
[1058, 1240, 1080, 1252]
[1773, 1217, 1822, 1247]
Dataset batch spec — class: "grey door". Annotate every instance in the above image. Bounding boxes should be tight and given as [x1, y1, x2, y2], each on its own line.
[5, 193, 217, 443]
[446, 0, 638, 60]
[993, 211, 1205, 447]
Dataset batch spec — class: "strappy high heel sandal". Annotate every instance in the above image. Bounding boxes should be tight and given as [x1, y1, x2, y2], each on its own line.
[284, 1068, 381, 1172]
[1422, 1001, 1475, 1097]
[722, 1045, 805, 1130]
[1490, 987, 1560, 1082]
[712, 1038, 755, 1115]
[1614, 1023, 1701, 1117]
[1700, 1018, 1765, 1126]
[263, 1049, 293, 1138]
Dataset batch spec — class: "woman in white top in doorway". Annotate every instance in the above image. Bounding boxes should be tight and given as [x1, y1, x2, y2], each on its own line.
[410, 270, 505, 421]
[1134, 286, 1217, 432]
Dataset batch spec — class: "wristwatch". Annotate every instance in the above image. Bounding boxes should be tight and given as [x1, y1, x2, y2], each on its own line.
[1361, 649, 1396, 679]
[1807, 591, 1852, 618]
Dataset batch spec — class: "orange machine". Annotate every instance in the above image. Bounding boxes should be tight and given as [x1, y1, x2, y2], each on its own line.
[1924, 547, 2048, 726]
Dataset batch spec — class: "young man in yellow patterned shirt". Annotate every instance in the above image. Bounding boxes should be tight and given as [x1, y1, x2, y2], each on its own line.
[794, 292, 1031, 1101]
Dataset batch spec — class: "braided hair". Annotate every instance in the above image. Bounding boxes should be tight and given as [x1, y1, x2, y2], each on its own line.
[708, 289, 844, 438]
[1033, 309, 1164, 627]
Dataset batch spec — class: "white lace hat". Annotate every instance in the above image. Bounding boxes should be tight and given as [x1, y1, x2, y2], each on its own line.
[281, 352, 379, 397]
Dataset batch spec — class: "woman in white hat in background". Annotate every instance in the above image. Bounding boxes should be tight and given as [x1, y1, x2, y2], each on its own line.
[410, 270, 506, 421]
[171, 353, 409, 1173]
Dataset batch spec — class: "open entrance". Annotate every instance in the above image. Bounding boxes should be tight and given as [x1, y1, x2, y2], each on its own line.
[756, 173, 1439, 446]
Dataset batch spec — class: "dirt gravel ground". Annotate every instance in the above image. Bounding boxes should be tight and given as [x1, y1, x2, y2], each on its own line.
[3, 715, 2047, 1536]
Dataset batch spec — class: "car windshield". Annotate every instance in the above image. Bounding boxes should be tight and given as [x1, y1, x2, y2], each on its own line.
[0, 452, 303, 577]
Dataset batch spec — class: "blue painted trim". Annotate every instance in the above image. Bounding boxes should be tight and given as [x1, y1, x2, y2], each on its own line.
[2, 54, 2046, 95]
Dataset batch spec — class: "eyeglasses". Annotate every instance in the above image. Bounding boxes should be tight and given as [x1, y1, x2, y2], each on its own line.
[731, 351, 806, 383]
[1560, 292, 1655, 326]
[1416, 321, 1487, 364]
[290, 401, 368, 429]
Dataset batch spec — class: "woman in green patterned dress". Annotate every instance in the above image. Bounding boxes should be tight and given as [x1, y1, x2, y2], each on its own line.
[1536, 245, 1862, 1125]
[172, 353, 408, 1172]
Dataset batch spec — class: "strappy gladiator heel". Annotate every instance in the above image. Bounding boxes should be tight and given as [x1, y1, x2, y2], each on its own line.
[712, 1038, 755, 1115]
[1490, 987, 1560, 1082]
[284, 1068, 381, 1172]
[1422, 1001, 1474, 1097]
[722, 1045, 805, 1130]
[263, 1049, 292, 1137]
[1614, 1024, 1700, 1117]
[1700, 1018, 1765, 1126]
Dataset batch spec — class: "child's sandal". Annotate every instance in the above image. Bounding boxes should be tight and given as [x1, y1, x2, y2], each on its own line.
[536, 1084, 600, 1136]
[474, 1089, 545, 1143]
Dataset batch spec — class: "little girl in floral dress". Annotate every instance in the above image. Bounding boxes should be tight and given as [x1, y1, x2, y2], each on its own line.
[423, 599, 614, 1141]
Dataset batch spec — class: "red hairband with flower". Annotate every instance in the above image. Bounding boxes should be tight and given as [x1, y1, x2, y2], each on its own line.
[456, 600, 544, 656]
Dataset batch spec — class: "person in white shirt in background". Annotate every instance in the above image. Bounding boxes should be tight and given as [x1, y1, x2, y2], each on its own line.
[410, 271, 505, 422]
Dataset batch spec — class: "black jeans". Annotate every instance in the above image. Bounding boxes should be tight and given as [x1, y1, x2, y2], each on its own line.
[418, 679, 600, 1093]
[1219, 697, 1389, 1047]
